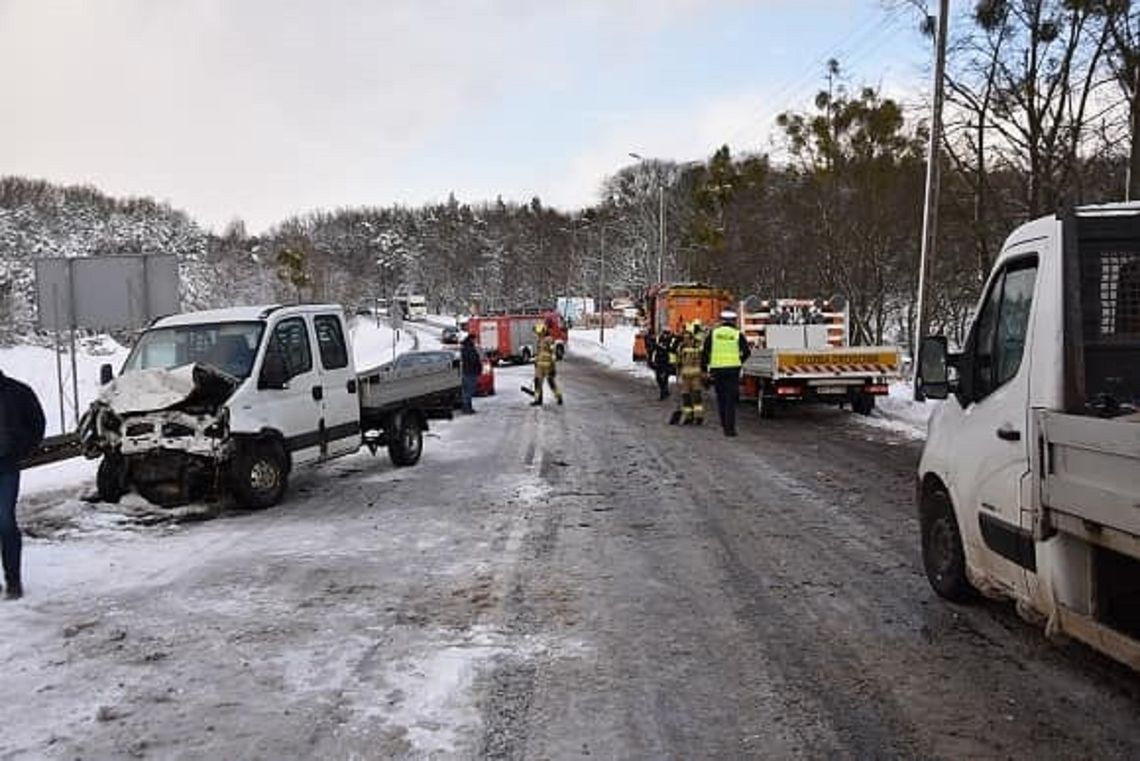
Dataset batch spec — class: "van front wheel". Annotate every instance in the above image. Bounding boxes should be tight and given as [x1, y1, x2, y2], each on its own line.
[230, 441, 289, 509]
[921, 489, 974, 602]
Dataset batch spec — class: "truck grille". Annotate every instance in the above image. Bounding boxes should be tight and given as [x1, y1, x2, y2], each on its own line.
[125, 422, 155, 437]
[161, 422, 195, 438]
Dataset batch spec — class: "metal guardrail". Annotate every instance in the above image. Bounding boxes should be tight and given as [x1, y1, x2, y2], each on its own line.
[19, 432, 83, 470]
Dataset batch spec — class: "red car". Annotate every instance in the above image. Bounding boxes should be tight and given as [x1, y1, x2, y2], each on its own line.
[474, 348, 495, 396]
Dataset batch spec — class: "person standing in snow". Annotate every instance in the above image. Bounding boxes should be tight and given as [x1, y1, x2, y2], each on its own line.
[459, 334, 481, 414]
[0, 371, 45, 600]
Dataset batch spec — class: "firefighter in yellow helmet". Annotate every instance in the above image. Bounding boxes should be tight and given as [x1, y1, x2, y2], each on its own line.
[674, 321, 705, 425]
[530, 322, 563, 406]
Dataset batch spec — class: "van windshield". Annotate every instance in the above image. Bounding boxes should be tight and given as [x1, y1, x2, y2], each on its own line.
[124, 322, 266, 379]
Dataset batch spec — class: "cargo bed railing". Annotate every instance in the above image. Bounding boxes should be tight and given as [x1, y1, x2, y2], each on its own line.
[1033, 410, 1140, 546]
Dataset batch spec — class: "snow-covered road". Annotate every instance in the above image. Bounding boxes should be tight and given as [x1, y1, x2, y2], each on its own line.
[2, 355, 1137, 759]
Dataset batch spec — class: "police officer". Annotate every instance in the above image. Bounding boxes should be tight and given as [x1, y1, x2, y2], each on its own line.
[702, 310, 750, 437]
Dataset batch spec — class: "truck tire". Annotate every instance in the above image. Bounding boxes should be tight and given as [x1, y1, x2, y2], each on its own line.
[96, 454, 128, 504]
[757, 383, 776, 420]
[230, 441, 289, 509]
[555, 343, 565, 361]
[921, 489, 974, 602]
[388, 413, 423, 467]
[520, 347, 532, 365]
[852, 391, 876, 416]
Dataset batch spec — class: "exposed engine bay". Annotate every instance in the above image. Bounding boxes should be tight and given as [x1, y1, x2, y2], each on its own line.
[80, 364, 240, 507]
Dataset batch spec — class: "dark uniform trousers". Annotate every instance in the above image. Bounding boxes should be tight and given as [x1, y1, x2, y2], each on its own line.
[712, 368, 741, 434]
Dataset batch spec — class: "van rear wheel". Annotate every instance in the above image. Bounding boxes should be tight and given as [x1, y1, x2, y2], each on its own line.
[388, 413, 423, 467]
[921, 489, 974, 602]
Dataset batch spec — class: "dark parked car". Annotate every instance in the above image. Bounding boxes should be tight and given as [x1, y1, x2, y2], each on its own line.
[441, 326, 460, 344]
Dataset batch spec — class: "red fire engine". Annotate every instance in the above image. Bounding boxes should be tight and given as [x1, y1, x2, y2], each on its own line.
[466, 310, 567, 364]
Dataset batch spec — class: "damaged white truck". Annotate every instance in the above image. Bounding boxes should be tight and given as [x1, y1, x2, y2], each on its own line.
[80, 304, 461, 509]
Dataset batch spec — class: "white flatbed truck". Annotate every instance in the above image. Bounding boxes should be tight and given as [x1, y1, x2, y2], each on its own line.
[80, 304, 461, 509]
[739, 298, 902, 418]
[916, 203, 1140, 668]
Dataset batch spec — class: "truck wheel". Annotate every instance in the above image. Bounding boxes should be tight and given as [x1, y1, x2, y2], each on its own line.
[230, 441, 289, 509]
[388, 413, 423, 467]
[96, 454, 128, 504]
[555, 343, 565, 361]
[520, 347, 532, 365]
[852, 392, 876, 416]
[757, 384, 776, 420]
[921, 489, 974, 602]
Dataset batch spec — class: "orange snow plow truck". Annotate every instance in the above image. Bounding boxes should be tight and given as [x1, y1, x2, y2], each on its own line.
[632, 283, 735, 362]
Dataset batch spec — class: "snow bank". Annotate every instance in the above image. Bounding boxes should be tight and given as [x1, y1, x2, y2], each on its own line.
[864, 382, 939, 439]
[567, 326, 652, 379]
[0, 336, 129, 437]
[350, 316, 416, 372]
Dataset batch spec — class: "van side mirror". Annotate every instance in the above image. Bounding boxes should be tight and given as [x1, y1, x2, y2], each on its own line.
[916, 336, 950, 401]
[99, 363, 114, 386]
[259, 350, 290, 390]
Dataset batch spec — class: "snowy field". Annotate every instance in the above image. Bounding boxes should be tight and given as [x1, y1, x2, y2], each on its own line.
[0, 336, 130, 438]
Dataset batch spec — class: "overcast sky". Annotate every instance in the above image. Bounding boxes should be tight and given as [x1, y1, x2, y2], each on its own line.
[0, 0, 928, 232]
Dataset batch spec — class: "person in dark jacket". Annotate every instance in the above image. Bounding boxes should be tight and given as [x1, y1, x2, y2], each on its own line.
[649, 329, 678, 400]
[0, 371, 45, 599]
[459, 334, 482, 414]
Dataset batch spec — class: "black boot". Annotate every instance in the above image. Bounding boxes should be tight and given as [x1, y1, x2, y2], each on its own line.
[4, 575, 22, 600]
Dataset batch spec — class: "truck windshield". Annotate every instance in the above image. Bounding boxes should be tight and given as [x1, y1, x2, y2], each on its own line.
[124, 322, 266, 379]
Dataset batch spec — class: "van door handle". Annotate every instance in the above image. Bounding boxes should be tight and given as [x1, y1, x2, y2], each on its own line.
[312, 385, 323, 401]
[346, 379, 357, 394]
[996, 426, 1020, 442]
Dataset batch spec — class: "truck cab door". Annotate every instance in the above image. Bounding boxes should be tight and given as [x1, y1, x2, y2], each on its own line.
[259, 316, 323, 466]
[947, 251, 1041, 594]
[314, 313, 360, 458]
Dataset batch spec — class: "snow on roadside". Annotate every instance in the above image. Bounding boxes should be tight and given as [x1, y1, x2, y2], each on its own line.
[567, 326, 652, 379]
[0, 336, 130, 437]
[864, 382, 939, 439]
[350, 316, 416, 372]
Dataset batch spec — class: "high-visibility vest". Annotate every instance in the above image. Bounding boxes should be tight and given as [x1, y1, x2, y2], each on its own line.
[708, 325, 742, 369]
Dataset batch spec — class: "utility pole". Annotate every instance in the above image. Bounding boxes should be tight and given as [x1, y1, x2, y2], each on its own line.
[914, 0, 949, 396]
[599, 226, 606, 345]
[658, 185, 666, 283]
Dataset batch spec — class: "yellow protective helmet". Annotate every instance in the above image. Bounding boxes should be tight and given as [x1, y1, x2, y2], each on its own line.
[534, 323, 547, 335]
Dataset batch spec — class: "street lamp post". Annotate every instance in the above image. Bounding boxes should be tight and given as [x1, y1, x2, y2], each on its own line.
[629, 152, 666, 285]
[599, 225, 606, 344]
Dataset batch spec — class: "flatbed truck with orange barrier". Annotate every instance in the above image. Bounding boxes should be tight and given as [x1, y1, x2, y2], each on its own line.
[738, 298, 901, 418]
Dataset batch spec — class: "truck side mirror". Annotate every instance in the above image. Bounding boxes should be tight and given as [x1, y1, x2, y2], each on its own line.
[916, 336, 950, 401]
[259, 350, 290, 390]
[99, 363, 114, 386]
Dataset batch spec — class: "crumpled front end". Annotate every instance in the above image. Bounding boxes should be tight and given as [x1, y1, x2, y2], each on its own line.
[81, 363, 241, 507]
